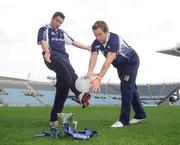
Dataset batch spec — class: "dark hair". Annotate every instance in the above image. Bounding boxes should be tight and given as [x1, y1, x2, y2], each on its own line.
[92, 21, 109, 33]
[52, 12, 65, 19]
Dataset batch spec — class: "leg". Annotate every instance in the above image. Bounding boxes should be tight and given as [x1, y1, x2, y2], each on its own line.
[132, 85, 146, 119]
[50, 76, 69, 122]
[119, 80, 135, 125]
[45, 52, 81, 97]
[45, 52, 90, 108]
[118, 53, 141, 125]
[111, 72, 135, 127]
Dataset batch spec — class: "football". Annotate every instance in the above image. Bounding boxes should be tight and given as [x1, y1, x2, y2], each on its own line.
[75, 76, 91, 92]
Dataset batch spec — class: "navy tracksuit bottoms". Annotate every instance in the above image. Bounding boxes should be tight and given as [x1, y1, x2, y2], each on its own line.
[115, 52, 146, 125]
[44, 51, 80, 122]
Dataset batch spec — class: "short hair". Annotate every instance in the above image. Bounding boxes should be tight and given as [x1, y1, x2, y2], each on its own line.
[52, 12, 65, 19]
[92, 21, 109, 33]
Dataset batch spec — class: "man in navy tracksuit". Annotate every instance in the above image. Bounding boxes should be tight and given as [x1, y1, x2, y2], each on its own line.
[87, 21, 146, 127]
[37, 12, 91, 136]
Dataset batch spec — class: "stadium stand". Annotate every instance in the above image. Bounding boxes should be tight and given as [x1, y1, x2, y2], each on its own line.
[157, 84, 180, 105]
[156, 43, 180, 105]
[157, 42, 180, 57]
[0, 76, 179, 106]
[1, 88, 41, 106]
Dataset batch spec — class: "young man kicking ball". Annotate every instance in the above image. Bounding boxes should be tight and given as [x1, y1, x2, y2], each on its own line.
[37, 12, 91, 137]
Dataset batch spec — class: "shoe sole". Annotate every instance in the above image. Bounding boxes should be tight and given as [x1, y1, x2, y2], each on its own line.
[72, 97, 81, 104]
[72, 97, 89, 108]
[111, 126, 124, 128]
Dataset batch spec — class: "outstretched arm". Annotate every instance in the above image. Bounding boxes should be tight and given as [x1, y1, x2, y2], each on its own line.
[72, 41, 91, 51]
[87, 52, 98, 79]
[98, 52, 116, 80]
[91, 52, 116, 92]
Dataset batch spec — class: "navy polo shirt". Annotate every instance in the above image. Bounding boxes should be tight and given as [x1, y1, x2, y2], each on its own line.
[91, 32, 135, 66]
[37, 24, 74, 54]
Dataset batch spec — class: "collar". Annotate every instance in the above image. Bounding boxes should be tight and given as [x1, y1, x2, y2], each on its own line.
[102, 32, 110, 47]
[46, 24, 58, 31]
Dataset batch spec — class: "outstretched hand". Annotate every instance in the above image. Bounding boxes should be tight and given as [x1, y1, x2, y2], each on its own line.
[90, 77, 101, 92]
[86, 72, 99, 80]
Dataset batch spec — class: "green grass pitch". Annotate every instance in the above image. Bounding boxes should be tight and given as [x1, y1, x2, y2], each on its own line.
[0, 106, 180, 145]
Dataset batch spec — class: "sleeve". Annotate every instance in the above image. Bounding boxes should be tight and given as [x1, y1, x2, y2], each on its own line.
[91, 40, 99, 53]
[37, 27, 47, 44]
[108, 34, 119, 53]
[63, 31, 74, 45]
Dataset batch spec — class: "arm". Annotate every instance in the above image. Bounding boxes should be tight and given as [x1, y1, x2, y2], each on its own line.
[38, 40, 51, 63]
[87, 52, 98, 79]
[91, 52, 116, 92]
[97, 52, 116, 80]
[63, 31, 91, 51]
[37, 27, 51, 63]
[72, 41, 91, 51]
[38, 40, 49, 51]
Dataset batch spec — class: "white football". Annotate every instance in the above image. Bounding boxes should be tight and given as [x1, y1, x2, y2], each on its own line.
[75, 76, 91, 92]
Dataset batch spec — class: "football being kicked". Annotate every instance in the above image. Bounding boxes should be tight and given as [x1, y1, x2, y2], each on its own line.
[75, 76, 91, 92]
[75, 76, 91, 108]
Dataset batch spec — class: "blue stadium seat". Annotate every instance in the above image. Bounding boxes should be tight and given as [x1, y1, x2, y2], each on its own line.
[1, 88, 41, 106]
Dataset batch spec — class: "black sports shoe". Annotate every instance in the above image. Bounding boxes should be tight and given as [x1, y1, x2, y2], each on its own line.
[50, 127, 58, 138]
[71, 92, 91, 108]
[71, 96, 81, 104]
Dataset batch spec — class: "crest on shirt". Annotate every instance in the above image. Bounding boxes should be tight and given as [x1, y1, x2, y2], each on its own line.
[95, 45, 101, 49]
